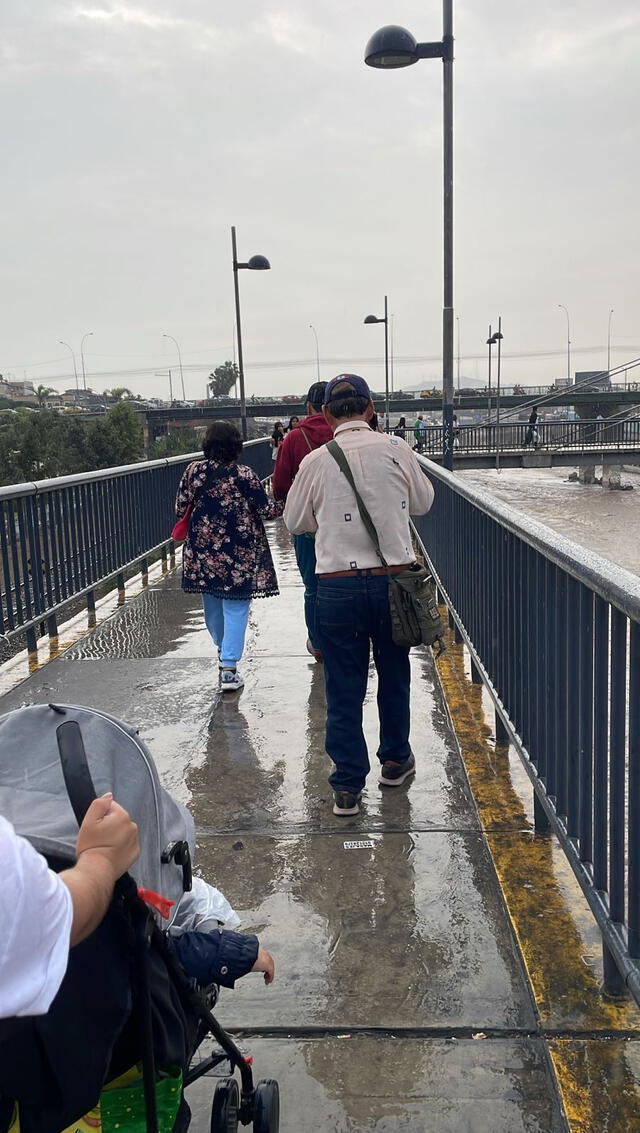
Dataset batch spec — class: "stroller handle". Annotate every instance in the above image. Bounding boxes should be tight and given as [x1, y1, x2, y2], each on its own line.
[56, 719, 99, 827]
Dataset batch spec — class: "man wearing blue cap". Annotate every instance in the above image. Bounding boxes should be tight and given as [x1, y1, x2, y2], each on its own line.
[284, 375, 434, 816]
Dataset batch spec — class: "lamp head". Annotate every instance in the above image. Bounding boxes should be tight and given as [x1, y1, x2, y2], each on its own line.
[365, 25, 419, 68]
[247, 254, 270, 270]
[364, 314, 380, 324]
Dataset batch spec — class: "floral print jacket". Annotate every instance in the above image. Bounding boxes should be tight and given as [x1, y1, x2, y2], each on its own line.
[175, 459, 284, 599]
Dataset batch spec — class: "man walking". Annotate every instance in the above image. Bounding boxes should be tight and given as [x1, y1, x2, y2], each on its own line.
[272, 381, 332, 661]
[284, 375, 434, 816]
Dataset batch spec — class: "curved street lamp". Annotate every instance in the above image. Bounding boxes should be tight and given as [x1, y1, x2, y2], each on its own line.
[80, 331, 93, 392]
[231, 226, 271, 439]
[365, 14, 455, 469]
[364, 297, 390, 429]
[162, 333, 186, 402]
[558, 304, 571, 385]
[59, 340, 79, 392]
[309, 324, 320, 382]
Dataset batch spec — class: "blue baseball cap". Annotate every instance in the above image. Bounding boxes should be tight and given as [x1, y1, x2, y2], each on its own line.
[323, 374, 372, 406]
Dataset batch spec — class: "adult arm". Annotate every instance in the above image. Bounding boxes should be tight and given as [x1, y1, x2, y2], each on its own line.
[60, 794, 140, 946]
[239, 468, 284, 520]
[283, 458, 318, 534]
[400, 445, 435, 516]
[175, 461, 208, 519]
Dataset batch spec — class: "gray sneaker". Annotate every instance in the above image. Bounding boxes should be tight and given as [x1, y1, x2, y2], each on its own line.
[332, 790, 362, 816]
[220, 668, 244, 693]
[379, 753, 416, 786]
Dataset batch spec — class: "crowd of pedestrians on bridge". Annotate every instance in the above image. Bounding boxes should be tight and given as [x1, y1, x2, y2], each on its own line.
[175, 374, 434, 817]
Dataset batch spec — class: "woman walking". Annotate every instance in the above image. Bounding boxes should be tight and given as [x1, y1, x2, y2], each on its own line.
[271, 421, 285, 462]
[175, 422, 283, 692]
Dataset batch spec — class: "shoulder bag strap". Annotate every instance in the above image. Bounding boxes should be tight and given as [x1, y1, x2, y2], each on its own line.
[326, 440, 389, 570]
[298, 428, 314, 452]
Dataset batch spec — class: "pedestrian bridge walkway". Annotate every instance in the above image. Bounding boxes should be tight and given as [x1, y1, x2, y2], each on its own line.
[2, 528, 640, 1131]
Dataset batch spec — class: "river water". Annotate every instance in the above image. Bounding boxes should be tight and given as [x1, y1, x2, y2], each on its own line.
[457, 465, 640, 579]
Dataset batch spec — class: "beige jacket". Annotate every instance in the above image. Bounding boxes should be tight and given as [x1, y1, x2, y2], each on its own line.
[283, 419, 434, 573]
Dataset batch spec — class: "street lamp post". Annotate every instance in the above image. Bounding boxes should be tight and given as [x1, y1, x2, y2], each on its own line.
[162, 333, 186, 402]
[486, 325, 494, 421]
[558, 304, 571, 384]
[607, 308, 614, 377]
[456, 315, 461, 393]
[309, 324, 320, 381]
[80, 332, 93, 392]
[364, 296, 390, 430]
[365, 9, 455, 470]
[59, 341, 79, 391]
[231, 226, 271, 440]
[494, 319, 504, 473]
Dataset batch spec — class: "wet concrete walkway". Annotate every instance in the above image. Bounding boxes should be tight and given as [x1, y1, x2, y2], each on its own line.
[0, 524, 586, 1130]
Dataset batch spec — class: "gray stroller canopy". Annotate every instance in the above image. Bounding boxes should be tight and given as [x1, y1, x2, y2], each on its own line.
[0, 703, 195, 924]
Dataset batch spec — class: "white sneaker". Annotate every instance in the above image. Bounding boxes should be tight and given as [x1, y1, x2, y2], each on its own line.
[220, 668, 244, 693]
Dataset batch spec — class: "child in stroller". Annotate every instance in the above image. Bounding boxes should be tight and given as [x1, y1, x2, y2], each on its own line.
[0, 703, 279, 1133]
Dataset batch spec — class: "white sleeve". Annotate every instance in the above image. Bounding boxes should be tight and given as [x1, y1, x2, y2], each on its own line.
[0, 816, 73, 1018]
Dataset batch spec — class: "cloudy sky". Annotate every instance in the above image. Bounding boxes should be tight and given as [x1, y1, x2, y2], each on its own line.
[1, 0, 639, 399]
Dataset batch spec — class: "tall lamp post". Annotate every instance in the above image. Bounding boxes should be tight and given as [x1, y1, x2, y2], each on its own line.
[309, 324, 320, 381]
[365, 11, 455, 471]
[231, 226, 271, 440]
[493, 320, 504, 472]
[364, 296, 390, 429]
[59, 340, 79, 391]
[80, 331, 93, 391]
[558, 304, 571, 384]
[162, 333, 186, 401]
[486, 325, 495, 421]
[607, 308, 614, 377]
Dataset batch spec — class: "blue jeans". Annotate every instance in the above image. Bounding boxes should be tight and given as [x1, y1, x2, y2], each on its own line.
[314, 575, 412, 793]
[293, 534, 319, 648]
[202, 595, 251, 667]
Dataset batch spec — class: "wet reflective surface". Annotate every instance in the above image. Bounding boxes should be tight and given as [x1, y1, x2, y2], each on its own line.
[0, 523, 607, 1128]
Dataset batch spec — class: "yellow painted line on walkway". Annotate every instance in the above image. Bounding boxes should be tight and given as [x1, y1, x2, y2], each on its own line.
[436, 632, 640, 1132]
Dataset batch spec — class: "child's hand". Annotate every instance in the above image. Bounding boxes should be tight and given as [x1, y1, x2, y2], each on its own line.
[251, 948, 275, 984]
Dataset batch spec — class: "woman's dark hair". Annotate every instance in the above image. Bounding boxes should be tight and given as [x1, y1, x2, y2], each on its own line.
[203, 421, 243, 463]
[287, 415, 299, 430]
[272, 421, 284, 440]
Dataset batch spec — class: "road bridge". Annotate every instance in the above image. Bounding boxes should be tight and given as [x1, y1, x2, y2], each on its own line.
[0, 443, 639, 1129]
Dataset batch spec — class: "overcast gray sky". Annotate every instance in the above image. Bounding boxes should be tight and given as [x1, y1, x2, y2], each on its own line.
[1, 0, 639, 399]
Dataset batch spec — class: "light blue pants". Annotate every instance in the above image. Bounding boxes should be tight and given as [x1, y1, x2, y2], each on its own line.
[202, 595, 251, 667]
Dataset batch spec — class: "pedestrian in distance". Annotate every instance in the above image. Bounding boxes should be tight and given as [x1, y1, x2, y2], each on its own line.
[413, 413, 426, 453]
[272, 381, 332, 661]
[175, 422, 283, 693]
[524, 408, 540, 448]
[270, 421, 285, 462]
[284, 375, 434, 816]
[285, 415, 300, 433]
[393, 416, 407, 440]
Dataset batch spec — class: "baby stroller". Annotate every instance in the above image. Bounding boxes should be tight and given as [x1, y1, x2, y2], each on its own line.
[0, 703, 279, 1133]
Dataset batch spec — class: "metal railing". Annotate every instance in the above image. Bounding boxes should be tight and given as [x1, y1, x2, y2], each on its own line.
[0, 439, 272, 654]
[413, 456, 640, 1000]
[402, 416, 640, 456]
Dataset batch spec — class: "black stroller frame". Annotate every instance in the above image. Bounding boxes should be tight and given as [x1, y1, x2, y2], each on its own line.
[55, 716, 279, 1133]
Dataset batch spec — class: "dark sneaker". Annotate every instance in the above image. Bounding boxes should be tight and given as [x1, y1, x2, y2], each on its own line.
[379, 753, 416, 787]
[306, 638, 323, 663]
[332, 790, 362, 816]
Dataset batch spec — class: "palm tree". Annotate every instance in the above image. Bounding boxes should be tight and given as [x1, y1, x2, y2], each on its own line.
[106, 387, 134, 402]
[35, 385, 55, 407]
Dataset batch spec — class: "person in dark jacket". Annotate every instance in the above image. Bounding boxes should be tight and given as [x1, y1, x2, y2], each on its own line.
[175, 422, 283, 693]
[272, 381, 332, 661]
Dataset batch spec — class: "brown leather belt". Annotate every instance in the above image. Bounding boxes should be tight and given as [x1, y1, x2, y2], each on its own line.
[318, 564, 412, 578]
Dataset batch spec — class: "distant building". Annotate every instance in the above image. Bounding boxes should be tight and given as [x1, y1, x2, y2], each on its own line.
[0, 378, 36, 403]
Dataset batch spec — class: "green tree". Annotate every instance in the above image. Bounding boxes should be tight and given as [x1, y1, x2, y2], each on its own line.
[106, 386, 135, 402]
[35, 385, 55, 407]
[208, 361, 238, 399]
[154, 427, 201, 458]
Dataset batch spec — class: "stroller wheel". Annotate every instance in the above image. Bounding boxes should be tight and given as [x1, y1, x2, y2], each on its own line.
[210, 1076, 239, 1133]
[253, 1079, 280, 1132]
